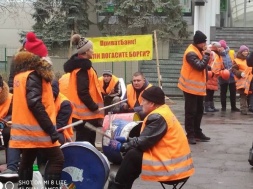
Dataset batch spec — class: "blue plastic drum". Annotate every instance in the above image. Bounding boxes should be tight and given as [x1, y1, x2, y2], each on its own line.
[102, 119, 141, 164]
[60, 142, 110, 189]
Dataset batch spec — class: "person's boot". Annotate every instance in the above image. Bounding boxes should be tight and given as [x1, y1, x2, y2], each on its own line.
[195, 133, 211, 142]
[230, 96, 240, 112]
[108, 180, 126, 189]
[205, 102, 215, 112]
[240, 94, 248, 115]
[18, 169, 33, 189]
[210, 101, 219, 112]
[221, 100, 226, 111]
[44, 173, 62, 188]
[108, 172, 126, 189]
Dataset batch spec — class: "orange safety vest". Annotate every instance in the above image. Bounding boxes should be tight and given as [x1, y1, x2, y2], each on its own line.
[126, 83, 152, 109]
[68, 68, 104, 120]
[233, 58, 253, 94]
[178, 44, 206, 96]
[0, 93, 12, 119]
[141, 104, 194, 182]
[98, 75, 119, 95]
[55, 93, 73, 142]
[59, 73, 70, 98]
[9, 70, 60, 148]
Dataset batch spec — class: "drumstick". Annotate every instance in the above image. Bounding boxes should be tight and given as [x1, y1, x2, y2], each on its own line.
[84, 122, 112, 139]
[57, 120, 83, 132]
[0, 118, 7, 123]
[99, 99, 127, 111]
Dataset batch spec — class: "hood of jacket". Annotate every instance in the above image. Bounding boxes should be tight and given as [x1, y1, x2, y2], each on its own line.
[64, 53, 92, 73]
[0, 81, 9, 105]
[13, 51, 54, 82]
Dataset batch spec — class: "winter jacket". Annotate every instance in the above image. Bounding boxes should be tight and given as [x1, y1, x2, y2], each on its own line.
[206, 51, 221, 91]
[121, 112, 167, 152]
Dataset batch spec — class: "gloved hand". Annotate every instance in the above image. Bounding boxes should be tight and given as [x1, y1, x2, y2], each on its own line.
[50, 130, 60, 144]
[122, 103, 129, 110]
[109, 140, 122, 152]
[45, 126, 59, 144]
[133, 106, 143, 112]
[115, 136, 127, 143]
[241, 72, 246, 78]
[0, 121, 5, 129]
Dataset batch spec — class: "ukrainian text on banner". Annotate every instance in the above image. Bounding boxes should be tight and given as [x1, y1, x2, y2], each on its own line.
[89, 35, 153, 63]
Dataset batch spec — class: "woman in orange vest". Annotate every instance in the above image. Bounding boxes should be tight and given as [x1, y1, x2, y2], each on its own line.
[0, 78, 21, 179]
[205, 42, 222, 112]
[52, 80, 73, 144]
[64, 34, 104, 146]
[107, 86, 194, 189]
[232, 45, 253, 115]
[0, 77, 12, 148]
[9, 49, 64, 188]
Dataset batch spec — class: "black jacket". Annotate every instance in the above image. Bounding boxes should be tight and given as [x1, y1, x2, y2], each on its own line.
[64, 53, 98, 111]
[51, 80, 72, 130]
[186, 44, 210, 71]
[121, 113, 167, 152]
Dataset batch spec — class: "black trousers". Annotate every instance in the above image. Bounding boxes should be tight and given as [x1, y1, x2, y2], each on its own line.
[184, 92, 204, 138]
[205, 89, 214, 102]
[220, 82, 237, 109]
[73, 118, 102, 146]
[115, 148, 143, 189]
[19, 146, 64, 186]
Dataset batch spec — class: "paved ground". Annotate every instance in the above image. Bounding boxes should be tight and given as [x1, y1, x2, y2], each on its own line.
[0, 98, 253, 189]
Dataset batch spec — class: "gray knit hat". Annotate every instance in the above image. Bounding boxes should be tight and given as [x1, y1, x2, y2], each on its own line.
[72, 34, 93, 55]
[103, 70, 112, 76]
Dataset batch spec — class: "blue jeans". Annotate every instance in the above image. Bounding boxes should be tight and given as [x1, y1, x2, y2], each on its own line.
[7, 147, 21, 172]
[2, 127, 21, 172]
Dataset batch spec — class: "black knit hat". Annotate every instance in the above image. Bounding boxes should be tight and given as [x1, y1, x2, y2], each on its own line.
[141, 86, 165, 105]
[0, 75, 3, 88]
[193, 30, 207, 44]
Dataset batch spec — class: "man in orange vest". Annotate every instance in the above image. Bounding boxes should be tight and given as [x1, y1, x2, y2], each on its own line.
[178, 30, 211, 144]
[64, 34, 104, 146]
[107, 86, 194, 189]
[121, 72, 151, 120]
[98, 70, 122, 115]
[9, 32, 64, 188]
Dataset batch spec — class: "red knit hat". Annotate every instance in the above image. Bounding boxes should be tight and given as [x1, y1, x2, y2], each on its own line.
[24, 32, 48, 57]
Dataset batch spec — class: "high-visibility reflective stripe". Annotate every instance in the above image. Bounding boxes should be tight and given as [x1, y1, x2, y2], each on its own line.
[178, 78, 206, 93]
[72, 110, 104, 117]
[142, 164, 194, 177]
[72, 102, 104, 109]
[179, 75, 206, 86]
[11, 135, 51, 142]
[12, 124, 46, 131]
[142, 153, 192, 167]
